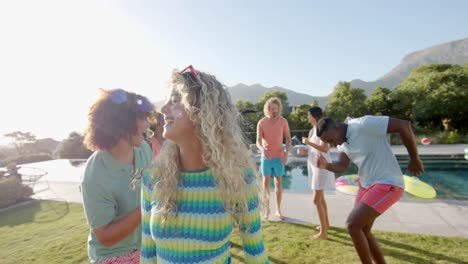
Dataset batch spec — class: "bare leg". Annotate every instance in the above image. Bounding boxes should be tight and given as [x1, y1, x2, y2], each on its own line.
[263, 176, 271, 220]
[274, 176, 283, 220]
[314, 194, 330, 231]
[363, 218, 386, 264]
[310, 190, 328, 240]
[323, 197, 330, 228]
[346, 202, 381, 264]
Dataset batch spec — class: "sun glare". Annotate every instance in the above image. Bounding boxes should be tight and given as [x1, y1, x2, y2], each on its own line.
[0, 0, 170, 141]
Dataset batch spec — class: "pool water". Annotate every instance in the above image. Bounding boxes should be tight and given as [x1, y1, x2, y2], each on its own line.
[19, 156, 468, 200]
[20, 159, 86, 183]
[258, 155, 468, 200]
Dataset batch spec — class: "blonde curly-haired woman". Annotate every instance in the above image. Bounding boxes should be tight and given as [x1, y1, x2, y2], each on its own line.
[140, 66, 270, 263]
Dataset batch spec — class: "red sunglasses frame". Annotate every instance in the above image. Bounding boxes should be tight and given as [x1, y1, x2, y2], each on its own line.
[180, 65, 198, 79]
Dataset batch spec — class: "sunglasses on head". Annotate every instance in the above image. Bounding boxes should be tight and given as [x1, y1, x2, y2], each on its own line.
[180, 65, 198, 80]
[108, 89, 153, 113]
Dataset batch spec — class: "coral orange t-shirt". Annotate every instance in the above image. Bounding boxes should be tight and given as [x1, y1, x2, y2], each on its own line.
[257, 116, 290, 159]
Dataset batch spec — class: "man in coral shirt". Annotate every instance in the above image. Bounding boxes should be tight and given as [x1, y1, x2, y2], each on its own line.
[256, 97, 291, 221]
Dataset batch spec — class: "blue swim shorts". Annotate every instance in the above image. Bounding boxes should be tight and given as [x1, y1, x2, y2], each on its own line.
[260, 157, 285, 177]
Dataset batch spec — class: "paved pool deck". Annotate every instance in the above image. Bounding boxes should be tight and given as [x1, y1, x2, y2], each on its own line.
[25, 144, 468, 238]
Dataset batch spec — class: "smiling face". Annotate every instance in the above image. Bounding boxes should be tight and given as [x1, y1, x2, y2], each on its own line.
[154, 114, 164, 137]
[160, 91, 195, 144]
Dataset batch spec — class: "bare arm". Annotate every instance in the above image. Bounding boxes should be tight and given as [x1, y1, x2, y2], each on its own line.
[93, 207, 141, 247]
[256, 122, 271, 159]
[255, 127, 264, 153]
[387, 117, 424, 176]
[317, 152, 350, 173]
[281, 124, 292, 165]
[302, 137, 329, 153]
[284, 127, 292, 155]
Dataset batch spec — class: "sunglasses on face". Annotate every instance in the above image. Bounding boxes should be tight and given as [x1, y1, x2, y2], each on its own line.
[109, 89, 153, 113]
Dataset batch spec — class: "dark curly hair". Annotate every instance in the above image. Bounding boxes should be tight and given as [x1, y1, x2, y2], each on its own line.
[84, 89, 154, 151]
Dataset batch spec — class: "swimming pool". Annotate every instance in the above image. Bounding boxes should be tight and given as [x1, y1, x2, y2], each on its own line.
[19, 156, 468, 200]
[19, 159, 86, 183]
[257, 154, 468, 200]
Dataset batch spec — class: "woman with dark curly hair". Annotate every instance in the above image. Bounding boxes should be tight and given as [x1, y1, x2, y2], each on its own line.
[80, 88, 154, 264]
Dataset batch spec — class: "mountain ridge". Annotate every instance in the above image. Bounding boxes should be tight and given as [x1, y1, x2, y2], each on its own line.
[155, 37, 468, 108]
[350, 37, 468, 94]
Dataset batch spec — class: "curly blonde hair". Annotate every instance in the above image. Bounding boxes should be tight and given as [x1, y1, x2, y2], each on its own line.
[263, 96, 283, 117]
[152, 69, 265, 228]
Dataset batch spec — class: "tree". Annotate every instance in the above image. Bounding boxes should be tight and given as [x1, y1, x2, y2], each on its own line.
[390, 86, 416, 121]
[235, 99, 262, 132]
[325, 81, 367, 121]
[311, 99, 319, 107]
[365, 87, 394, 116]
[289, 104, 312, 131]
[235, 99, 257, 111]
[235, 100, 262, 144]
[55, 132, 93, 159]
[256, 90, 289, 114]
[4, 131, 36, 155]
[396, 64, 468, 131]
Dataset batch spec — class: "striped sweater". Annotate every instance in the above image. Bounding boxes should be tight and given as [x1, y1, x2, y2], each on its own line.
[140, 167, 269, 264]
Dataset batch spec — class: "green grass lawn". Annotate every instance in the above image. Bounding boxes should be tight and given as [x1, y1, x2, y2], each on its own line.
[1, 200, 467, 264]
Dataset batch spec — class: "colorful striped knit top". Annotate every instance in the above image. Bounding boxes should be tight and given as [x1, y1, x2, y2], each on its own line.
[140, 167, 270, 264]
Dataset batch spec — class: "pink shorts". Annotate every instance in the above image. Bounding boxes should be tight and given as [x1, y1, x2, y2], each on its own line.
[355, 183, 404, 214]
[95, 249, 140, 264]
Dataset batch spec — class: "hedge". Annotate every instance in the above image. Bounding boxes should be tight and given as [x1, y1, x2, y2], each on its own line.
[0, 177, 34, 208]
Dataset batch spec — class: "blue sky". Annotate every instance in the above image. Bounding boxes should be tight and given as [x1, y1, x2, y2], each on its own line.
[0, 0, 467, 142]
[116, 0, 468, 93]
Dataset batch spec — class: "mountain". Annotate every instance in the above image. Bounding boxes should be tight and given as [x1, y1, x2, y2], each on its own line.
[350, 37, 468, 94]
[154, 83, 329, 109]
[226, 83, 328, 107]
[152, 38, 468, 108]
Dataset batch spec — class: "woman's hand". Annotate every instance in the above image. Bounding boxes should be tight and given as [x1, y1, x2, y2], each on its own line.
[302, 137, 309, 145]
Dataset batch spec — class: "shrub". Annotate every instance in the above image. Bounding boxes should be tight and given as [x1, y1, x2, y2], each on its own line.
[437, 130, 462, 144]
[0, 177, 33, 208]
[389, 134, 402, 145]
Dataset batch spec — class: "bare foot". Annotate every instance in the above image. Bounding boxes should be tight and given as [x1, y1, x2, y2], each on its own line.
[275, 212, 284, 221]
[309, 233, 328, 240]
[262, 213, 270, 221]
[315, 224, 330, 231]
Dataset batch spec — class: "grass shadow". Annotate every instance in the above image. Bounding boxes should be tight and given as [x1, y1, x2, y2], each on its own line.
[231, 241, 287, 264]
[0, 200, 41, 227]
[378, 237, 468, 264]
[0, 200, 70, 226]
[326, 225, 468, 264]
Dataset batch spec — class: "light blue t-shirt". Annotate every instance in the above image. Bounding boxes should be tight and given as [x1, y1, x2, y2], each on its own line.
[80, 141, 152, 262]
[337, 116, 404, 188]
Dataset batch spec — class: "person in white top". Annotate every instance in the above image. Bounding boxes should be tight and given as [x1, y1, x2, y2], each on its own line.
[302, 107, 335, 240]
[316, 115, 424, 264]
